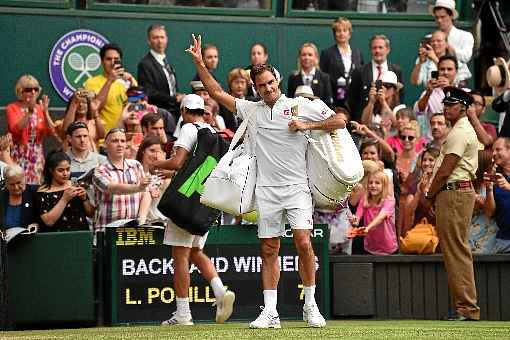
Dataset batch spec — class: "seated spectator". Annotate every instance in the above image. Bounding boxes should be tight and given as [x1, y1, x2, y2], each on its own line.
[0, 165, 38, 230]
[470, 150, 498, 254]
[62, 89, 105, 152]
[287, 42, 333, 107]
[485, 137, 510, 253]
[466, 90, 496, 148]
[386, 108, 428, 153]
[65, 121, 107, 179]
[414, 55, 458, 139]
[395, 121, 421, 184]
[6, 74, 57, 185]
[410, 30, 471, 88]
[360, 71, 402, 135]
[428, 112, 449, 150]
[320, 17, 364, 109]
[93, 128, 151, 231]
[84, 43, 137, 134]
[350, 170, 398, 255]
[136, 136, 170, 221]
[399, 146, 440, 237]
[192, 44, 219, 81]
[35, 151, 94, 232]
[0, 134, 14, 169]
[219, 67, 254, 131]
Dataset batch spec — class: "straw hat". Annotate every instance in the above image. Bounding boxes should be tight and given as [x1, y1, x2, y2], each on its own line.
[486, 57, 510, 97]
[429, 0, 459, 20]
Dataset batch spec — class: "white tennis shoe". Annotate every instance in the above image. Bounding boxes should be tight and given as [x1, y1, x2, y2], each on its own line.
[249, 307, 281, 329]
[161, 311, 194, 326]
[214, 290, 236, 323]
[303, 304, 326, 328]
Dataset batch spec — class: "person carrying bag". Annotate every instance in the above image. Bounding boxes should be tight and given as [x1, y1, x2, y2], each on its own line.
[200, 109, 257, 216]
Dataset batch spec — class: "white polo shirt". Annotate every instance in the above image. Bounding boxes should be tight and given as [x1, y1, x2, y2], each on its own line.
[235, 94, 334, 187]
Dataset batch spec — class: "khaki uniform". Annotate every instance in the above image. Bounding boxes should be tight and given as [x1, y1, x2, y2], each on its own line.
[433, 116, 480, 320]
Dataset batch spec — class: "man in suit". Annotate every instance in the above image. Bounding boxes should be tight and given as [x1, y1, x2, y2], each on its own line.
[347, 35, 404, 122]
[138, 24, 183, 122]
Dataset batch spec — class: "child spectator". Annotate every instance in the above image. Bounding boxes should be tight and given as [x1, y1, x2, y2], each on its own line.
[350, 170, 398, 255]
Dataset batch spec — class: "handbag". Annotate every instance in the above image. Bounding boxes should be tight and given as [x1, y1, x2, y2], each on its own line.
[200, 113, 256, 215]
[158, 125, 230, 236]
[399, 218, 439, 254]
[306, 127, 364, 209]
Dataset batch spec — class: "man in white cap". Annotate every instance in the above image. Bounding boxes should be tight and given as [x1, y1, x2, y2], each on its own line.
[187, 34, 345, 329]
[360, 70, 402, 130]
[155, 93, 236, 326]
[430, 0, 474, 65]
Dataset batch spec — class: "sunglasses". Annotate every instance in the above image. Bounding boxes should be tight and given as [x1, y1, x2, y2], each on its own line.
[400, 135, 416, 141]
[22, 87, 40, 93]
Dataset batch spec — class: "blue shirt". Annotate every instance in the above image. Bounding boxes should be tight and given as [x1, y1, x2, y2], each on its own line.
[494, 174, 510, 239]
[5, 204, 22, 229]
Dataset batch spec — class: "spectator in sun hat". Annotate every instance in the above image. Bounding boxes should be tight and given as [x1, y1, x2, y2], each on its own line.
[360, 70, 402, 137]
[488, 57, 510, 137]
[430, 0, 474, 65]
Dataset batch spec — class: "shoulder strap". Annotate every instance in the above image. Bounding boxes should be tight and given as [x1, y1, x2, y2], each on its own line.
[229, 116, 249, 151]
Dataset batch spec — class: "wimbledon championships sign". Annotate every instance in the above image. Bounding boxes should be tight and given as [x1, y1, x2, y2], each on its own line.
[49, 29, 109, 101]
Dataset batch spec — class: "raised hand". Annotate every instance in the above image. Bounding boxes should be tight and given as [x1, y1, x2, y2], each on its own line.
[185, 34, 204, 66]
[39, 95, 50, 113]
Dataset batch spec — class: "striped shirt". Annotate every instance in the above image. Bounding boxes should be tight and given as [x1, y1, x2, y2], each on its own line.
[93, 158, 145, 231]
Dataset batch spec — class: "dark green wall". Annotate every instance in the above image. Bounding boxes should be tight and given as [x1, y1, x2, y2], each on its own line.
[1, 8, 459, 110]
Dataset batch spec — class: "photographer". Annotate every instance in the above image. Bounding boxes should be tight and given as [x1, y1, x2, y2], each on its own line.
[484, 138, 510, 253]
[360, 71, 401, 136]
[84, 43, 137, 135]
[414, 55, 458, 139]
[62, 89, 105, 152]
[410, 31, 470, 88]
[35, 151, 94, 232]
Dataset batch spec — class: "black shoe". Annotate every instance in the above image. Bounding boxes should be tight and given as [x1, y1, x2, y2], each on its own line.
[442, 314, 478, 321]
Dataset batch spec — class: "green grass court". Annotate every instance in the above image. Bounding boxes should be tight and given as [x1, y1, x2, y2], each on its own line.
[1, 320, 510, 340]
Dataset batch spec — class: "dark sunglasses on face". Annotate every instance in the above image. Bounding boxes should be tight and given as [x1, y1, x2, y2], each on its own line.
[22, 87, 39, 93]
[400, 135, 416, 141]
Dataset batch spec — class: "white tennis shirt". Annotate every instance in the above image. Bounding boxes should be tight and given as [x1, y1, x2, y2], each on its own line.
[235, 95, 334, 187]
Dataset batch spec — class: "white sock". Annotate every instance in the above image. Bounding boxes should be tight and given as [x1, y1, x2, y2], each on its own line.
[210, 276, 227, 299]
[263, 289, 278, 313]
[176, 297, 191, 317]
[304, 285, 316, 306]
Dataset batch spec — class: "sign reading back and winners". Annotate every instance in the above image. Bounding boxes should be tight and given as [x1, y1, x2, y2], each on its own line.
[49, 29, 109, 101]
[105, 225, 330, 324]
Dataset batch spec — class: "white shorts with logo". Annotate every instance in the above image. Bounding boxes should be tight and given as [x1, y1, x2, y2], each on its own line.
[163, 218, 208, 249]
[255, 183, 313, 238]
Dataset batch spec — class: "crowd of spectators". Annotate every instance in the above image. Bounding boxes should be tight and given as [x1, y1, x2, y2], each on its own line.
[1, 0, 510, 257]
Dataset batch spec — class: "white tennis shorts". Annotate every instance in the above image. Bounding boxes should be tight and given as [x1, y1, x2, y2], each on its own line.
[255, 183, 313, 238]
[163, 218, 208, 249]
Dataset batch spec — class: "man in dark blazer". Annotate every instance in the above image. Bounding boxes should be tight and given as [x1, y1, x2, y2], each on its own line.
[320, 44, 363, 109]
[347, 35, 404, 122]
[138, 24, 182, 121]
[287, 69, 333, 108]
